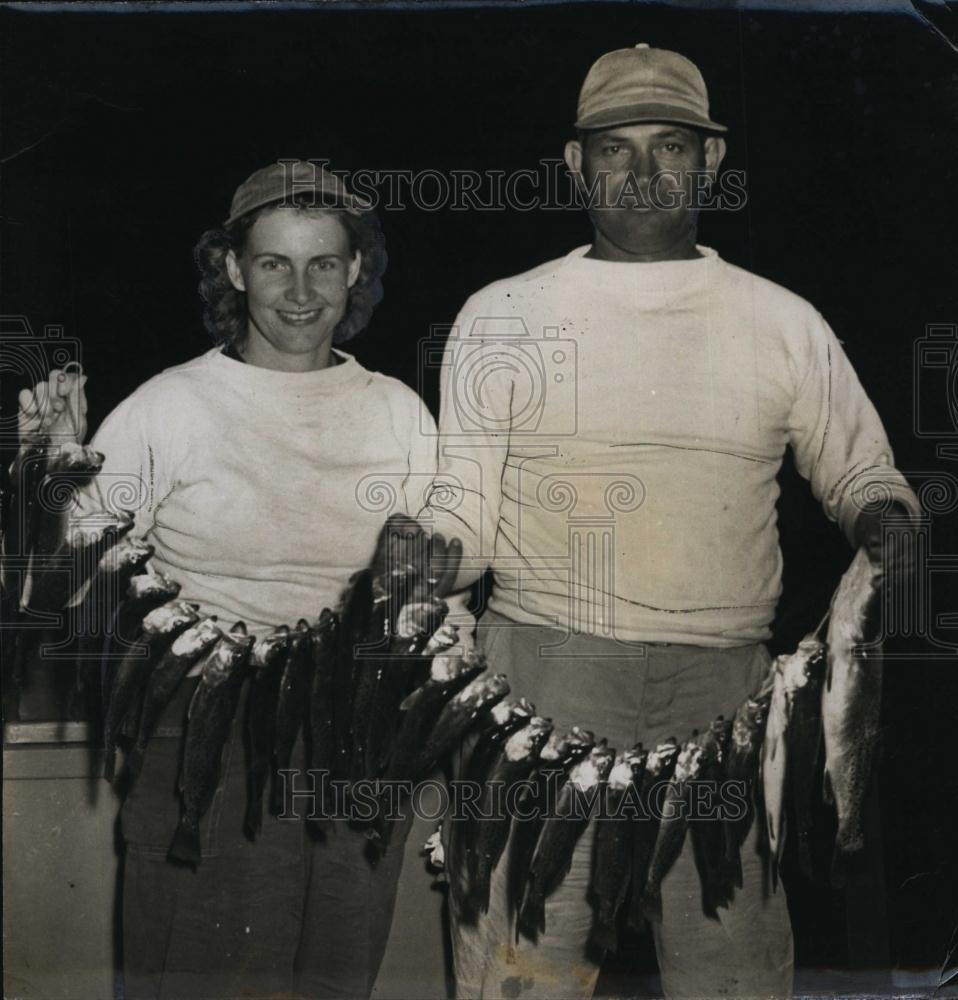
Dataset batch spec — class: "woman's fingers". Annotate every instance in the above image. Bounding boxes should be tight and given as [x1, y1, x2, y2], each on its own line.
[17, 367, 88, 444]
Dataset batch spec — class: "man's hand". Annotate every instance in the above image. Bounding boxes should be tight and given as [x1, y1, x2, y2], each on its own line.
[17, 365, 88, 445]
[852, 503, 918, 582]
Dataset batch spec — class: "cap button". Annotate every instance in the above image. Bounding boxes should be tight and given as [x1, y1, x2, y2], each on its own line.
[635, 43, 650, 48]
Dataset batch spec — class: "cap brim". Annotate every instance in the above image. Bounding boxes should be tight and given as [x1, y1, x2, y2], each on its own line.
[223, 192, 372, 229]
[575, 103, 727, 134]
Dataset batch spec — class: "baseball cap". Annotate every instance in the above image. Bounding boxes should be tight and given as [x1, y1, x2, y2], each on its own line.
[224, 160, 373, 228]
[575, 44, 727, 134]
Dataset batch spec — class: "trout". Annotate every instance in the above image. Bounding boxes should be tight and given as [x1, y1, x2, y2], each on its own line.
[168, 624, 254, 866]
[518, 743, 615, 940]
[823, 547, 884, 881]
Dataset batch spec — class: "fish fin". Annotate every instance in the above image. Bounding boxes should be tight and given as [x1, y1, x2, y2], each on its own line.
[168, 818, 201, 868]
[398, 687, 424, 712]
[103, 748, 116, 783]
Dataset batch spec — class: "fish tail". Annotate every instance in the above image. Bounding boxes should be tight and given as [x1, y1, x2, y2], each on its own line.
[244, 797, 263, 841]
[590, 916, 619, 954]
[125, 744, 146, 781]
[640, 886, 663, 923]
[168, 817, 201, 867]
[821, 767, 835, 806]
[517, 887, 545, 942]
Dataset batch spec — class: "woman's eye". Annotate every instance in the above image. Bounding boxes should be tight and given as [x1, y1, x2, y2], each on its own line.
[312, 259, 337, 272]
[261, 259, 285, 271]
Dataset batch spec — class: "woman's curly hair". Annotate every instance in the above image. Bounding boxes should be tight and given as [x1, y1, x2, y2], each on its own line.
[193, 195, 387, 347]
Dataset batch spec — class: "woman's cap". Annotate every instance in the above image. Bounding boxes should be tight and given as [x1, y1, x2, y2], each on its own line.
[224, 160, 373, 228]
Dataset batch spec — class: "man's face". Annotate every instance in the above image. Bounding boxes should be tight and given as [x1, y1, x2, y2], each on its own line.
[564, 123, 726, 258]
[226, 208, 361, 359]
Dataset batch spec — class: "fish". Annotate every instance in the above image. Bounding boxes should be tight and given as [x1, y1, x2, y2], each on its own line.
[332, 569, 374, 781]
[102, 599, 200, 780]
[70, 538, 155, 713]
[508, 726, 596, 922]
[307, 610, 338, 828]
[689, 717, 733, 919]
[589, 746, 646, 952]
[518, 743, 615, 940]
[465, 698, 537, 790]
[447, 697, 536, 910]
[382, 649, 486, 784]
[168, 623, 254, 866]
[369, 650, 488, 849]
[626, 738, 680, 932]
[410, 671, 510, 782]
[2, 434, 50, 601]
[27, 511, 134, 613]
[244, 625, 292, 838]
[721, 695, 769, 891]
[823, 547, 884, 883]
[640, 733, 706, 921]
[459, 716, 554, 921]
[271, 619, 314, 816]
[785, 636, 827, 882]
[34, 443, 105, 557]
[126, 617, 222, 780]
[114, 570, 182, 644]
[760, 661, 789, 889]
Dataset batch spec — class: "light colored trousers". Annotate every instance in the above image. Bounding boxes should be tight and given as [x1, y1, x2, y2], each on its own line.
[448, 610, 794, 1000]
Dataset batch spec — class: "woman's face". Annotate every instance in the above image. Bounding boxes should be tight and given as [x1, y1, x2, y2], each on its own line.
[226, 208, 361, 368]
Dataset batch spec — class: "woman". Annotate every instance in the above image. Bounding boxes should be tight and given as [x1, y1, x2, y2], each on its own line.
[18, 161, 455, 1000]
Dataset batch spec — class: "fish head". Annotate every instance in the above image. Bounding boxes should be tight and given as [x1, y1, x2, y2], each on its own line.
[142, 600, 201, 636]
[539, 730, 571, 763]
[504, 716, 554, 761]
[96, 538, 152, 575]
[422, 623, 459, 655]
[455, 672, 510, 710]
[67, 510, 133, 550]
[570, 744, 616, 790]
[126, 571, 180, 603]
[252, 625, 291, 668]
[625, 745, 648, 775]
[57, 442, 105, 474]
[644, 737, 679, 777]
[170, 618, 222, 658]
[607, 754, 636, 792]
[674, 734, 705, 782]
[397, 599, 446, 639]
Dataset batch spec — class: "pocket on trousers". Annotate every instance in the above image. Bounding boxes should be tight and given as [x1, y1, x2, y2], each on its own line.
[120, 731, 236, 860]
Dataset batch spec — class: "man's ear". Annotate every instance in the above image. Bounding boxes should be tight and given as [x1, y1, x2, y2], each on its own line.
[564, 139, 584, 178]
[226, 249, 246, 292]
[703, 136, 727, 178]
[347, 251, 362, 289]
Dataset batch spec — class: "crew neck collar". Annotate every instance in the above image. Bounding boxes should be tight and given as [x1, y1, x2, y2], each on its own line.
[563, 243, 719, 295]
[207, 345, 364, 388]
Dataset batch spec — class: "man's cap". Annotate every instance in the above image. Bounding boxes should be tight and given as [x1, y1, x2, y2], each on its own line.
[575, 44, 727, 134]
[224, 160, 373, 228]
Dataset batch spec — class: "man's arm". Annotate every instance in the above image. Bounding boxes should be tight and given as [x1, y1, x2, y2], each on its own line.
[788, 311, 922, 568]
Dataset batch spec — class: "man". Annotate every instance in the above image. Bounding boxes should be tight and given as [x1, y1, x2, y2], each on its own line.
[424, 45, 919, 999]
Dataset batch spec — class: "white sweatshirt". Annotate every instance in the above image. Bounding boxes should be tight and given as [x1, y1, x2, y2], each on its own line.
[79, 347, 438, 634]
[425, 245, 919, 647]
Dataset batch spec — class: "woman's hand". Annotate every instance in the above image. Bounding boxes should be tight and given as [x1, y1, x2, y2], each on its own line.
[17, 365, 88, 445]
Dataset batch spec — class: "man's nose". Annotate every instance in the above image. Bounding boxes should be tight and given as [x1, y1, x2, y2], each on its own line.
[285, 270, 315, 305]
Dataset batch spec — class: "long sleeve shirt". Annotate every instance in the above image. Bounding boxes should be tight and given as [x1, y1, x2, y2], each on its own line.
[78, 346, 438, 634]
[424, 245, 920, 647]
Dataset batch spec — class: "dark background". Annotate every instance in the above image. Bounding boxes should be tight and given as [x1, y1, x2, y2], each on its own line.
[3, 0, 957, 992]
